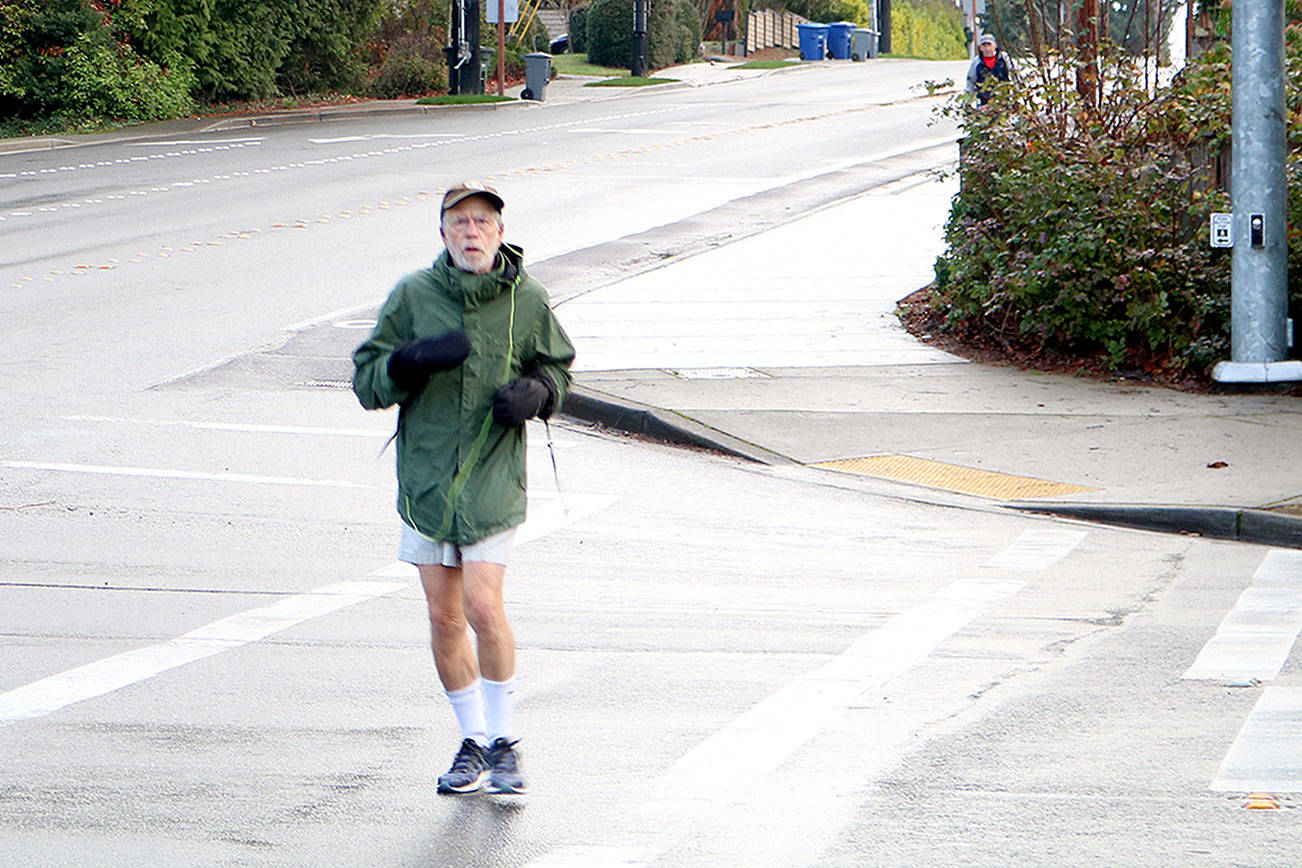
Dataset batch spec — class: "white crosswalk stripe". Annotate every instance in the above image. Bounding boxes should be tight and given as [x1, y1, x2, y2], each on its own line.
[1187, 550, 1302, 793]
[1184, 549, 1302, 683]
[1212, 687, 1302, 793]
[527, 577, 1027, 866]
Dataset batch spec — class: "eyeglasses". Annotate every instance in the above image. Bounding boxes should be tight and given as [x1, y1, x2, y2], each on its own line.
[444, 214, 499, 232]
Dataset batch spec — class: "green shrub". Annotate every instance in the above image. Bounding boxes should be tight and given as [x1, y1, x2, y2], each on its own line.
[0, 0, 101, 118]
[368, 36, 446, 97]
[277, 0, 387, 96]
[649, 0, 699, 66]
[64, 31, 196, 120]
[672, 0, 702, 63]
[1, 0, 395, 120]
[931, 42, 1252, 377]
[569, 3, 589, 54]
[588, 0, 632, 68]
[0, 0, 39, 104]
[365, 0, 447, 98]
[585, 0, 632, 68]
[587, 0, 699, 70]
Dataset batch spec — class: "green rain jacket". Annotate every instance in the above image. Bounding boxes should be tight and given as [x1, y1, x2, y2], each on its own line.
[352, 243, 575, 545]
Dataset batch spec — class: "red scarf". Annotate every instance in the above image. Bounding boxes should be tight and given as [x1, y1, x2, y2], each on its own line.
[982, 55, 997, 69]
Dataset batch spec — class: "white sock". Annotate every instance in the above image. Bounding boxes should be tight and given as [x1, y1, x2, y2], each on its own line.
[445, 681, 488, 747]
[482, 677, 516, 743]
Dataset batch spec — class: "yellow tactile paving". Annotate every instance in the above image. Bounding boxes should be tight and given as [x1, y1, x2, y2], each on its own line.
[811, 454, 1097, 501]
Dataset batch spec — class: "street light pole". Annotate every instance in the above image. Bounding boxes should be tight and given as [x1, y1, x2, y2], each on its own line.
[1213, 0, 1302, 382]
[632, 0, 649, 77]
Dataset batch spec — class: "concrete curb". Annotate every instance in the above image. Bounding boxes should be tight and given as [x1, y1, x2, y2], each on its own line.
[0, 98, 527, 154]
[562, 390, 1302, 550]
[560, 387, 794, 465]
[198, 99, 525, 132]
[1010, 502, 1302, 549]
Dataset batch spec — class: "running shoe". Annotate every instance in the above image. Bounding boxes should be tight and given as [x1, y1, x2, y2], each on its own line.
[437, 738, 490, 794]
[485, 738, 528, 795]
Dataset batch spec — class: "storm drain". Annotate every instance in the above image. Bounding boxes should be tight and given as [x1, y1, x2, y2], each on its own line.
[810, 454, 1097, 501]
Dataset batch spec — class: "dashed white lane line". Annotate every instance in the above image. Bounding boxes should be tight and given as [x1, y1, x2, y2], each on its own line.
[125, 139, 264, 146]
[0, 574, 408, 725]
[528, 577, 1026, 866]
[1211, 686, 1302, 793]
[308, 134, 462, 143]
[1184, 549, 1302, 683]
[983, 529, 1089, 571]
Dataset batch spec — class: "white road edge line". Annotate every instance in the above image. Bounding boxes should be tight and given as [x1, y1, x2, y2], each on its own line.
[528, 577, 1025, 866]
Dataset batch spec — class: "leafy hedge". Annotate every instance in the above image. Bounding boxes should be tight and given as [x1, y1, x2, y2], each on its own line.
[584, 0, 631, 68]
[653, 0, 702, 67]
[584, 0, 700, 69]
[2, 0, 197, 122]
[569, 4, 589, 55]
[0, 0, 462, 127]
[931, 37, 1298, 377]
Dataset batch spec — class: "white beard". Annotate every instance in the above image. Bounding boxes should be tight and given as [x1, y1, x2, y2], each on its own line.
[448, 244, 497, 274]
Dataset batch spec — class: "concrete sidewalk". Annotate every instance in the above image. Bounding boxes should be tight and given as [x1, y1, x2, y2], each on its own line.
[553, 168, 1302, 549]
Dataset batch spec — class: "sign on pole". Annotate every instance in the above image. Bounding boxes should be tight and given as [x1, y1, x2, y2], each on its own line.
[486, 0, 518, 22]
[1210, 212, 1233, 248]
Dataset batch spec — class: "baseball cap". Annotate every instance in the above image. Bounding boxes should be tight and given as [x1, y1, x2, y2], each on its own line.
[441, 180, 505, 213]
[978, 34, 997, 46]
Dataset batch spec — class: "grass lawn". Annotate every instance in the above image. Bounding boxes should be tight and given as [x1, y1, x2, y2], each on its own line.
[416, 94, 515, 105]
[730, 60, 801, 70]
[552, 53, 629, 77]
[584, 76, 677, 87]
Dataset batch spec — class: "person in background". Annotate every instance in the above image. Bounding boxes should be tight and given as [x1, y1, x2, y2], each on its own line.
[966, 33, 1014, 105]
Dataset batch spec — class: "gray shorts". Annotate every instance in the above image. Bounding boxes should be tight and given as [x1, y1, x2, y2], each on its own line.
[398, 525, 516, 568]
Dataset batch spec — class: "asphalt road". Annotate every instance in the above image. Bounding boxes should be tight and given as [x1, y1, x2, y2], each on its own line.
[2, 61, 1300, 865]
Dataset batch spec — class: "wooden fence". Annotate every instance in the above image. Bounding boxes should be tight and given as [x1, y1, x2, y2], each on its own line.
[745, 9, 807, 54]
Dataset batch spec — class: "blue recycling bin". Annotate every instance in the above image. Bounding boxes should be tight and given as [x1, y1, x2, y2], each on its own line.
[797, 22, 829, 60]
[827, 21, 854, 59]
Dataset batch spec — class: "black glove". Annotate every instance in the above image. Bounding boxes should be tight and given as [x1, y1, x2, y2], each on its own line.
[492, 370, 558, 427]
[387, 331, 471, 393]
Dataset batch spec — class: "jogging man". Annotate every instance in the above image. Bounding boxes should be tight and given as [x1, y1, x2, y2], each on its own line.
[352, 181, 575, 795]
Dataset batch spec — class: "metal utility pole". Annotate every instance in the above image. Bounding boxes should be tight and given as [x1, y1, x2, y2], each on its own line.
[879, 0, 891, 54]
[1213, 0, 1301, 382]
[632, 0, 649, 77]
[447, 0, 483, 95]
